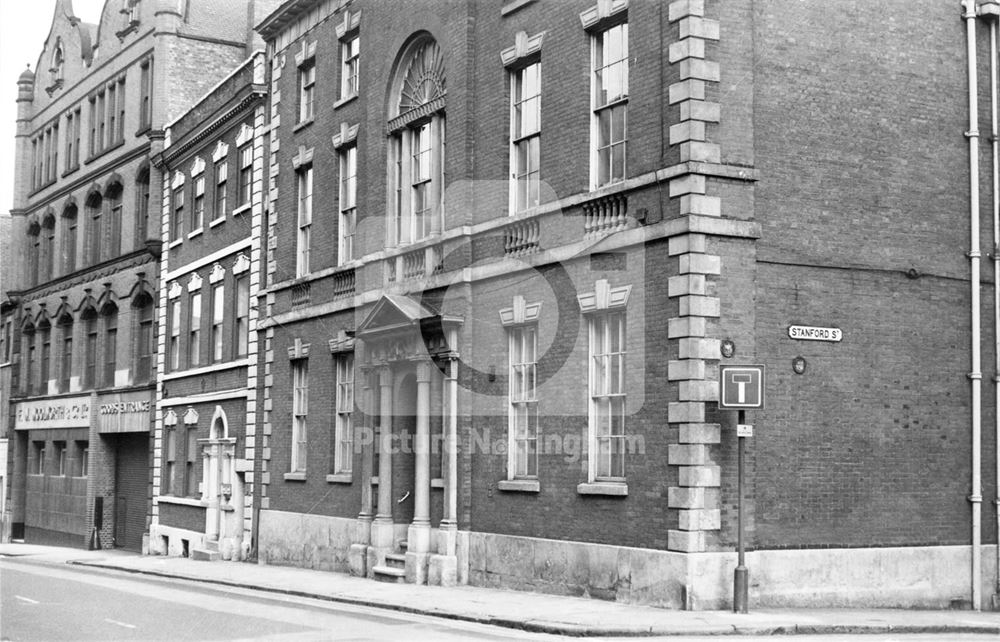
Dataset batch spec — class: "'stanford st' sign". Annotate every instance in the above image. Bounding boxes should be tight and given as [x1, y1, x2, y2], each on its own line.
[788, 325, 842, 342]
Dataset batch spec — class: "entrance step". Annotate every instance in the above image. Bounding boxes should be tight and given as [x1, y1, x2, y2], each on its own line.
[384, 553, 406, 570]
[190, 548, 220, 562]
[372, 565, 406, 583]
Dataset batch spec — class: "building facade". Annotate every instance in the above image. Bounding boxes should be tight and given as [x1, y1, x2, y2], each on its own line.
[4, 0, 1000, 613]
[3, 0, 268, 550]
[148, 51, 267, 561]
[246, 0, 1000, 610]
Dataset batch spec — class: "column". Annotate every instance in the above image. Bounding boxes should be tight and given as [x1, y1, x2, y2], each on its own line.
[349, 367, 375, 576]
[405, 360, 432, 584]
[369, 366, 394, 563]
[429, 353, 459, 586]
[412, 360, 431, 532]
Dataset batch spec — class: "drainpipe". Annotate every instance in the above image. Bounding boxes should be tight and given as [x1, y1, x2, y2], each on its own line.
[985, 0, 1000, 607]
[962, 0, 983, 612]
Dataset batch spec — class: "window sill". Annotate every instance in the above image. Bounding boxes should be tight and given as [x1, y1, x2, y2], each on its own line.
[187, 228, 203, 240]
[326, 473, 352, 484]
[168, 238, 183, 249]
[209, 217, 226, 229]
[431, 477, 444, 489]
[135, 125, 151, 137]
[293, 117, 314, 133]
[284, 471, 307, 481]
[62, 165, 80, 179]
[84, 138, 125, 165]
[232, 203, 251, 217]
[156, 495, 205, 507]
[498, 479, 540, 493]
[577, 482, 628, 496]
[333, 93, 358, 110]
[501, 0, 537, 16]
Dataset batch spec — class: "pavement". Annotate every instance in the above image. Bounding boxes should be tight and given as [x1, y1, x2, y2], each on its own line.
[2, 542, 1000, 637]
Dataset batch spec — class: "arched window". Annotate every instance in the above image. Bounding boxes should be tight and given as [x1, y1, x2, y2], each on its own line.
[81, 307, 98, 388]
[57, 311, 73, 392]
[135, 166, 150, 246]
[41, 214, 55, 283]
[85, 191, 102, 266]
[22, 322, 36, 394]
[50, 40, 64, 84]
[105, 182, 123, 260]
[210, 406, 228, 440]
[62, 203, 78, 274]
[132, 293, 154, 383]
[27, 223, 41, 287]
[101, 303, 118, 388]
[37, 317, 51, 394]
[387, 35, 446, 247]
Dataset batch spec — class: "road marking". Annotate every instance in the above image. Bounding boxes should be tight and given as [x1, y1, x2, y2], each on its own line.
[104, 618, 136, 629]
[15, 595, 39, 604]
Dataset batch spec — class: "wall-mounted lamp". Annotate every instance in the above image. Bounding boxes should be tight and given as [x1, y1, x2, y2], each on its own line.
[792, 356, 807, 375]
[720, 339, 736, 359]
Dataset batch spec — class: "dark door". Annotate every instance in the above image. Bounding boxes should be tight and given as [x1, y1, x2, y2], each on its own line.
[113, 433, 148, 551]
[392, 373, 416, 525]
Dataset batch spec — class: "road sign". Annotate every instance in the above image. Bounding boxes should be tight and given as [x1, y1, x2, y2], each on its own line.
[736, 424, 754, 437]
[719, 365, 765, 409]
[788, 325, 842, 342]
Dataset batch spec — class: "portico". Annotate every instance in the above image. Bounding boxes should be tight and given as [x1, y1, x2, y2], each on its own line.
[348, 295, 461, 585]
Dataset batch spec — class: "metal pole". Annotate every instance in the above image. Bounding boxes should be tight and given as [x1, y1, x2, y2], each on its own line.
[734, 409, 748, 613]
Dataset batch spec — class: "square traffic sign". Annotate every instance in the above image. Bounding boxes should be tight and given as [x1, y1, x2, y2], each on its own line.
[719, 365, 765, 409]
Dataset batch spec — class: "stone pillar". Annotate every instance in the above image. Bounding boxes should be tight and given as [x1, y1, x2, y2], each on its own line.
[429, 353, 458, 586]
[406, 360, 432, 584]
[349, 367, 375, 576]
[368, 367, 394, 573]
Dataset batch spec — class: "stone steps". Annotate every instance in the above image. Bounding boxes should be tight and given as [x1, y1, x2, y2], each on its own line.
[372, 565, 406, 583]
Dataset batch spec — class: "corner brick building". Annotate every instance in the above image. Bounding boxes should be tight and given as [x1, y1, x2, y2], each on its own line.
[2, 0, 268, 551]
[4, 0, 1000, 612]
[244, 0, 1000, 610]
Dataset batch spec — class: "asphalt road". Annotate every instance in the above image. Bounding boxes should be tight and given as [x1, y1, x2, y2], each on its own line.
[1, 557, 996, 641]
[0, 557, 560, 641]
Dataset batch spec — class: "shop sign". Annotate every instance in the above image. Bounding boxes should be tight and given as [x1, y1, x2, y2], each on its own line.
[14, 397, 92, 430]
[98, 392, 153, 434]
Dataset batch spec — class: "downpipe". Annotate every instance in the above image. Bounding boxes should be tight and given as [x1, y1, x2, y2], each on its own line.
[963, 0, 984, 612]
[989, 1, 1000, 609]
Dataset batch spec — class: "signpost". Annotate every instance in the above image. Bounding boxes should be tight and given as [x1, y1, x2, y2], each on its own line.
[719, 365, 765, 614]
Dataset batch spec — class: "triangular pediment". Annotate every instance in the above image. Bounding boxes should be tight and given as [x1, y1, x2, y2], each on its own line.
[357, 295, 435, 336]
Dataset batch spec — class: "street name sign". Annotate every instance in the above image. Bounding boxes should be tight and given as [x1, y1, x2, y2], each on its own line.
[719, 365, 765, 409]
[788, 325, 842, 342]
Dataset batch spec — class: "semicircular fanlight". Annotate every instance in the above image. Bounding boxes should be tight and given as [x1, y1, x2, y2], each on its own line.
[398, 40, 446, 115]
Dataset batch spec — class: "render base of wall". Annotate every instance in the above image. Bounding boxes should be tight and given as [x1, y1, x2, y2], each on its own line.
[250, 515, 1000, 610]
[467, 532, 1000, 611]
[257, 509, 354, 573]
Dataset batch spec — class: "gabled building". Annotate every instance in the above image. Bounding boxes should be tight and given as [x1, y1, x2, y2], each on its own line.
[3, 0, 270, 551]
[149, 51, 267, 561]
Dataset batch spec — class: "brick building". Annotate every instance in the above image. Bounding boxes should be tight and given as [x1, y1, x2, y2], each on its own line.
[4, 0, 1000, 613]
[147, 51, 267, 561]
[2, 0, 269, 551]
[244, 0, 1000, 610]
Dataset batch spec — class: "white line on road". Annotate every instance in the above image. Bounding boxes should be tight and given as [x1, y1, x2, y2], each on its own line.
[15, 595, 39, 604]
[104, 618, 136, 629]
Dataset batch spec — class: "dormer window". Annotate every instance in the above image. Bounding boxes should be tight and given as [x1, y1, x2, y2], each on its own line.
[117, 0, 141, 40]
[46, 41, 64, 95]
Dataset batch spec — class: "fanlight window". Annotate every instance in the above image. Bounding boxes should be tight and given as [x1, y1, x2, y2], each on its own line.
[388, 36, 447, 247]
[398, 40, 446, 115]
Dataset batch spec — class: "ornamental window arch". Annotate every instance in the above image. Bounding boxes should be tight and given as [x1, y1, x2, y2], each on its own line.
[385, 33, 446, 247]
